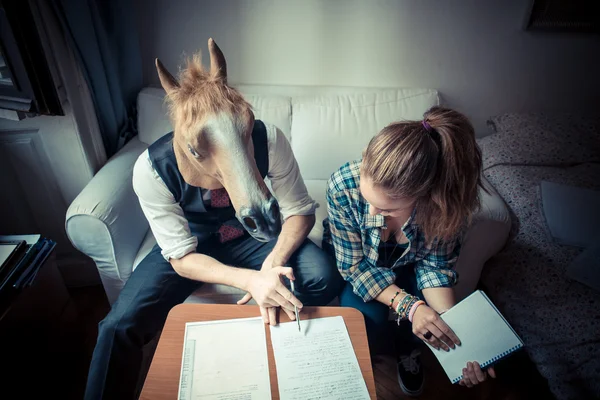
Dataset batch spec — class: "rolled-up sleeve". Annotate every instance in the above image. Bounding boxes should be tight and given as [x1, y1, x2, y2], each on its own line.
[415, 238, 460, 290]
[327, 187, 396, 302]
[267, 125, 317, 220]
[132, 151, 197, 261]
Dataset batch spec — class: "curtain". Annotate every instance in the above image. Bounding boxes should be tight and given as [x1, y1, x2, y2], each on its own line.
[50, 0, 142, 158]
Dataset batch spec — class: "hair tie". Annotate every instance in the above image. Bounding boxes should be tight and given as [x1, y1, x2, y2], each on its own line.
[422, 120, 432, 132]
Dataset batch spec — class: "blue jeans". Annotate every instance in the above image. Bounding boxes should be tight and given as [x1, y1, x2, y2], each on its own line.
[339, 263, 423, 355]
[85, 235, 343, 400]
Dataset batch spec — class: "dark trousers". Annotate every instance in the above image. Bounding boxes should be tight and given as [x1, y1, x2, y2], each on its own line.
[84, 235, 343, 400]
[338, 263, 423, 355]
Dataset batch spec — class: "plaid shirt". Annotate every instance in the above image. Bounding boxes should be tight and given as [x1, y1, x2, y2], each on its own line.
[323, 160, 460, 302]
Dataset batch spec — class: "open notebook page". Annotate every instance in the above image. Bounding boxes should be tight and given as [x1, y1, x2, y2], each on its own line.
[426, 290, 524, 383]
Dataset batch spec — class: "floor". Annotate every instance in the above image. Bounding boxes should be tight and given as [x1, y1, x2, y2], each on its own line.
[372, 350, 552, 400]
[38, 285, 556, 399]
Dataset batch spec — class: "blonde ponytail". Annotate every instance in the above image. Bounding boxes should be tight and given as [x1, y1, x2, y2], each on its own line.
[362, 106, 483, 242]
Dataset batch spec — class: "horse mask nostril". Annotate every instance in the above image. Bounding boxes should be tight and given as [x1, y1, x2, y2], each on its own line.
[243, 217, 257, 232]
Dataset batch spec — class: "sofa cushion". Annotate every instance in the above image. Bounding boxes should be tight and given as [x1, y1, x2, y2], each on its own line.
[304, 179, 328, 248]
[132, 228, 157, 270]
[132, 228, 255, 304]
[290, 89, 439, 180]
[137, 88, 173, 146]
[239, 94, 292, 140]
[137, 87, 292, 145]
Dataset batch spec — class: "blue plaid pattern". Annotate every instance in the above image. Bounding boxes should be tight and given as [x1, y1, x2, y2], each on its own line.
[323, 160, 460, 302]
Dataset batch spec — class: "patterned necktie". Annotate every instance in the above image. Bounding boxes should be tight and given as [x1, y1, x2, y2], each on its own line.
[210, 188, 245, 243]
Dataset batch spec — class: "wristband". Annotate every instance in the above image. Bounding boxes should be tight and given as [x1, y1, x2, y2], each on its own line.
[408, 300, 426, 323]
[389, 291, 400, 310]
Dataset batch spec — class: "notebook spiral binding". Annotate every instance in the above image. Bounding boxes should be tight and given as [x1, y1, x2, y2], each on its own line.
[451, 344, 523, 384]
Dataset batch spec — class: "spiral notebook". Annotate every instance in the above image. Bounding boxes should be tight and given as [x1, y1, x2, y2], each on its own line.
[426, 290, 524, 384]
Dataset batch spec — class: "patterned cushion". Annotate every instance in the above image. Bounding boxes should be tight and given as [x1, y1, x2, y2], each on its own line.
[479, 113, 600, 170]
[482, 162, 600, 400]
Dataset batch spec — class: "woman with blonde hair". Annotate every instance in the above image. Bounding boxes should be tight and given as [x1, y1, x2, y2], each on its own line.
[323, 106, 495, 395]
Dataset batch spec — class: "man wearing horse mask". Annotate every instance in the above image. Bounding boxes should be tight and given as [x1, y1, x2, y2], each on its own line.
[84, 39, 343, 400]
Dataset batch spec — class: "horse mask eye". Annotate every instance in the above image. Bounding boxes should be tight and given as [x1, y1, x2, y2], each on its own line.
[187, 144, 201, 159]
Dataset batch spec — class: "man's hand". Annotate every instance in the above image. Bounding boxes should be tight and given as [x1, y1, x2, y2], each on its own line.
[238, 214, 314, 325]
[262, 253, 298, 324]
[238, 251, 297, 325]
[237, 265, 301, 325]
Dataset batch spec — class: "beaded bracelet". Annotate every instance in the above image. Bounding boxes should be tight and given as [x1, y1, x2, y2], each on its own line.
[408, 300, 425, 323]
[401, 297, 419, 324]
[395, 297, 409, 325]
[389, 291, 400, 310]
[395, 295, 412, 317]
[394, 294, 423, 325]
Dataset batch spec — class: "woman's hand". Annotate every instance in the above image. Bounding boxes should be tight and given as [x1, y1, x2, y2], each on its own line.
[459, 362, 496, 387]
[411, 304, 461, 351]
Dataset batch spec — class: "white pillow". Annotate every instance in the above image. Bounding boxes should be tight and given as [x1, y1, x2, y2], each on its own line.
[290, 89, 439, 180]
[540, 181, 600, 247]
[567, 238, 600, 293]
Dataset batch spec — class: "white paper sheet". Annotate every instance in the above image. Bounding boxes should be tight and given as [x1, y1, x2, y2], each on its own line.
[178, 317, 271, 400]
[270, 316, 370, 400]
[0, 243, 18, 265]
[426, 290, 524, 383]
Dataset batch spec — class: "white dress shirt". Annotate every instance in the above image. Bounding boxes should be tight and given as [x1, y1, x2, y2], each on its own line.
[132, 123, 317, 261]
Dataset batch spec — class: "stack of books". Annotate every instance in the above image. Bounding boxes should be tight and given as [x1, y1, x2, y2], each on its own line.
[0, 234, 56, 312]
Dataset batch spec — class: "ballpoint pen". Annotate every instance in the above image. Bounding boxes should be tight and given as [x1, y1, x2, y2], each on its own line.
[290, 280, 301, 332]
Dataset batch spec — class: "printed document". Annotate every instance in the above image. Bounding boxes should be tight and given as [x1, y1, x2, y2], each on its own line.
[178, 317, 271, 400]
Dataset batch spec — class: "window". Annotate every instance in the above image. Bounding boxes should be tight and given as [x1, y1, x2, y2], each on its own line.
[0, 0, 63, 117]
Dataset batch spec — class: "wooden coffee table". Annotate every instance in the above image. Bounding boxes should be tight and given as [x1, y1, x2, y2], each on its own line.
[140, 304, 376, 399]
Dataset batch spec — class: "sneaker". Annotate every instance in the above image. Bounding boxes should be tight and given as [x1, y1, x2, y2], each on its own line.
[397, 349, 424, 397]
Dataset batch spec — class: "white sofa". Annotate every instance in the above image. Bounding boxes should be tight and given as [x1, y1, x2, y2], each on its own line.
[66, 85, 511, 306]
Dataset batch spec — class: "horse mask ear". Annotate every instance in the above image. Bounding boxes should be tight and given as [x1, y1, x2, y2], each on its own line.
[155, 58, 179, 94]
[208, 38, 227, 83]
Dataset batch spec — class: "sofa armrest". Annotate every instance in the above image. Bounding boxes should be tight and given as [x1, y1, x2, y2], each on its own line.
[66, 137, 149, 303]
[454, 177, 512, 301]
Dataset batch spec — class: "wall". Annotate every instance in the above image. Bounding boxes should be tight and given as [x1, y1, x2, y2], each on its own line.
[133, 0, 599, 135]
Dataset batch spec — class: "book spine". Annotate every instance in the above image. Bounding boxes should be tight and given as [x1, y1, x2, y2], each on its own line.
[0, 241, 42, 291]
[13, 239, 52, 288]
[24, 241, 56, 286]
[451, 343, 524, 384]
